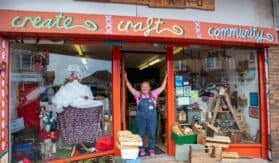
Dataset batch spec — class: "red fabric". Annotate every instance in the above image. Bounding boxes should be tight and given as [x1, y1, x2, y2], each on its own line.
[22, 157, 32, 163]
[17, 84, 40, 129]
[95, 136, 113, 151]
[38, 130, 58, 140]
[18, 100, 40, 129]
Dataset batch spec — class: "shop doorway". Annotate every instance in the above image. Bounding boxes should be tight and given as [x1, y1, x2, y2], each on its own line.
[120, 46, 167, 155]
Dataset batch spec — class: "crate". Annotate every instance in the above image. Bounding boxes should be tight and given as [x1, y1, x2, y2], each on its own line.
[189, 145, 217, 163]
[175, 144, 204, 161]
[120, 148, 139, 160]
[171, 132, 197, 145]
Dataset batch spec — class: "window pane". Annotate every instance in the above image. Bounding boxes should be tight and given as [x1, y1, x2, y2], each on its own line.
[9, 43, 113, 161]
[173, 48, 260, 144]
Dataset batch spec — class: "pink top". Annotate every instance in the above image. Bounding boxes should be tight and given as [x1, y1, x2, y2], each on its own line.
[134, 90, 159, 106]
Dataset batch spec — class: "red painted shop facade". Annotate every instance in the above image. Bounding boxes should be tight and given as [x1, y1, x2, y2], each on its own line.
[0, 9, 277, 162]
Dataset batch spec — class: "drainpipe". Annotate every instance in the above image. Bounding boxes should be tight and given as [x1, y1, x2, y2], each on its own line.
[271, 0, 279, 161]
[273, 0, 279, 30]
[264, 48, 272, 161]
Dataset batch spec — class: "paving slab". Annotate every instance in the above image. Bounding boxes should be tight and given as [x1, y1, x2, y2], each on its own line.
[141, 155, 269, 163]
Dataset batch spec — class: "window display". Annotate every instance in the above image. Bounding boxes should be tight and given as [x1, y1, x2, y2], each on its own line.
[9, 43, 113, 162]
[173, 48, 260, 144]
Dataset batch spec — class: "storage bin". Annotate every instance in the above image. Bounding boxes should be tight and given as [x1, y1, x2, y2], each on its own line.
[171, 132, 197, 144]
[14, 143, 35, 160]
[120, 148, 139, 160]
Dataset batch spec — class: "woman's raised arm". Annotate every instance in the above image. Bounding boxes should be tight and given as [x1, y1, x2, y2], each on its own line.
[124, 72, 138, 96]
[155, 72, 167, 95]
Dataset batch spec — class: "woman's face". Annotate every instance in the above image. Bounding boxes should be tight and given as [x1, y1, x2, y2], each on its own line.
[141, 82, 151, 94]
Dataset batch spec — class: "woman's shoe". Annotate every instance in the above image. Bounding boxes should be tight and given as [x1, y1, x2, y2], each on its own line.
[149, 150, 155, 157]
[139, 149, 146, 156]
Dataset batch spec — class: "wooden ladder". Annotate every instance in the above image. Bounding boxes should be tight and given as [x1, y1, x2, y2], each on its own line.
[211, 89, 244, 132]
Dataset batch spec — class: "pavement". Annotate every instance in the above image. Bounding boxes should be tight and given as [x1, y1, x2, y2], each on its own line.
[140, 154, 270, 163]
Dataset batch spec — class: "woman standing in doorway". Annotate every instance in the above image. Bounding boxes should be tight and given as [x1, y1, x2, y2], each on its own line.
[124, 72, 167, 157]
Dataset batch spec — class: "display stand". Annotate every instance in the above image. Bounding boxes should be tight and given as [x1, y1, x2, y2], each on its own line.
[211, 87, 248, 135]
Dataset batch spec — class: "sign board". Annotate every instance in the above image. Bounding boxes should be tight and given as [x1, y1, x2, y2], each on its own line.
[10, 118, 25, 133]
[85, 0, 215, 10]
[0, 10, 277, 46]
[249, 107, 259, 119]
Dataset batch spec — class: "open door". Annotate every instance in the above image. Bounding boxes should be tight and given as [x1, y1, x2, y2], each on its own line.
[120, 46, 167, 155]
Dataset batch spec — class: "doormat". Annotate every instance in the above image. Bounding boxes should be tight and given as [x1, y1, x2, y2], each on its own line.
[143, 146, 165, 155]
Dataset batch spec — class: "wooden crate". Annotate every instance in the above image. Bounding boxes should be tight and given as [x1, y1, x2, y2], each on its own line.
[197, 130, 206, 144]
[189, 145, 217, 163]
[175, 144, 204, 161]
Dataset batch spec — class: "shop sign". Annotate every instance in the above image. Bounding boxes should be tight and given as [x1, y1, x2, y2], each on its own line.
[117, 18, 184, 37]
[0, 10, 278, 45]
[87, 0, 215, 10]
[11, 13, 99, 31]
[208, 27, 274, 43]
[10, 13, 185, 37]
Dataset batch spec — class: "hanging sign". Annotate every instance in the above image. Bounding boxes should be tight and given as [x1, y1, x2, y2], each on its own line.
[0, 10, 277, 45]
[85, 0, 215, 10]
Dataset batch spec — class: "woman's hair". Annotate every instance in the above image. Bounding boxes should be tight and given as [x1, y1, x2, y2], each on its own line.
[141, 81, 150, 86]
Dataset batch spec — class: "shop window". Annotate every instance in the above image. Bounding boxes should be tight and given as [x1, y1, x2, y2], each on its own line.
[9, 43, 113, 161]
[173, 48, 260, 144]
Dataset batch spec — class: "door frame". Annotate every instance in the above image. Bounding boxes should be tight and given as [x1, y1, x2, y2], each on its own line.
[119, 46, 176, 155]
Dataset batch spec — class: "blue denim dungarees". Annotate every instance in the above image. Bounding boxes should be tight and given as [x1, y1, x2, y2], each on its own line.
[135, 96, 157, 151]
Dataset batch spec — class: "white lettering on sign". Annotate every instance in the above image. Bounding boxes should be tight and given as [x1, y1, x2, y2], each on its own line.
[208, 27, 274, 43]
[105, 15, 113, 34]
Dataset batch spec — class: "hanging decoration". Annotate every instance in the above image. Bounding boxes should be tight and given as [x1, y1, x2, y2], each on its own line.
[0, 37, 9, 158]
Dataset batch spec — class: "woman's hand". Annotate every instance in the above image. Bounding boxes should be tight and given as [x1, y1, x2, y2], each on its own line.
[164, 71, 168, 79]
[124, 72, 128, 81]
[155, 71, 168, 95]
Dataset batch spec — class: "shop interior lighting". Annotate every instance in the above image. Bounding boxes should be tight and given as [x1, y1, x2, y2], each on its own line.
[73, 44, 88, 69]
[148, 58, 161, 66]
[74, 45, 84, 56]
[173, 47, 183, 55]
[139, 64, 149, 70]
[139, 58, 162, 70]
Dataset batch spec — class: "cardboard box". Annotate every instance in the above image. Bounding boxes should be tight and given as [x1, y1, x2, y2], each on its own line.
[10, 118, 25, 133]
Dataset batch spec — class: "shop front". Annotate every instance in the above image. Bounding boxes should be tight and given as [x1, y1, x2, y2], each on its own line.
[0, 9, 277, 162]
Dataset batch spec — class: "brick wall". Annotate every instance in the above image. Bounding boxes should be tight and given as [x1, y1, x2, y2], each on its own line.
[268, 47, 279, 160]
